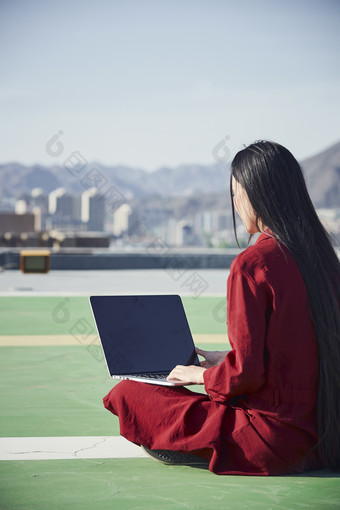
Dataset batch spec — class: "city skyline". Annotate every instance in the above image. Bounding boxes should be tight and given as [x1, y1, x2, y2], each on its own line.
[1, 0, 340, 171]
[3, 183, 339, 247]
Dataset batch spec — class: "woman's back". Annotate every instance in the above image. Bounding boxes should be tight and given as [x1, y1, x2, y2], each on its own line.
[232, 232, 319, 399]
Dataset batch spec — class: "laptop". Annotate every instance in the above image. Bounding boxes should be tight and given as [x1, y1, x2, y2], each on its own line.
[89, 294, 200, 386]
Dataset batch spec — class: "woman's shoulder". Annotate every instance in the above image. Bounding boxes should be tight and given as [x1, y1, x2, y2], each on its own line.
[231, 232, 291, 281]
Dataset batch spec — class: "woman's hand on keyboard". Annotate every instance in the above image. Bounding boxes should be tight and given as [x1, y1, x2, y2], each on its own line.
[167, 365, 206, 385]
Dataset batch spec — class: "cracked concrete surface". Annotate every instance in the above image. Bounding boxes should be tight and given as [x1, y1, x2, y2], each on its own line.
[0, 436, 147, 460]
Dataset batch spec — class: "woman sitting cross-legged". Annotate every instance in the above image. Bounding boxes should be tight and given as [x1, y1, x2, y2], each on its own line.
[103, 140, 340, 475]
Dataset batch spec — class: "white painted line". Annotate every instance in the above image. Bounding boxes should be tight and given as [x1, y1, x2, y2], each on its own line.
[0, 436, 148, 461]
[0, 333, 228, 346]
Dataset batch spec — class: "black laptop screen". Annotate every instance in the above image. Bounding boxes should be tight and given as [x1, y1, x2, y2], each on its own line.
[90, 295, 199, 375]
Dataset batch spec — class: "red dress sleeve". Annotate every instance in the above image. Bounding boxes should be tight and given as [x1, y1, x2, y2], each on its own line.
[203, 258, 270, 403]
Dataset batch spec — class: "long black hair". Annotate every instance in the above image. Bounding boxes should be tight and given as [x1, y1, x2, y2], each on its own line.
[230, 140, 340, 471]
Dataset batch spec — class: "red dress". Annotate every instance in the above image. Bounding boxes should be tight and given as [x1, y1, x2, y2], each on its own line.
[103, 232, 320, 475]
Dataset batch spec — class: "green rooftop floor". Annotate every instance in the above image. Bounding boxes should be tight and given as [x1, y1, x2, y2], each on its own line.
[0, 296, 339, 510]
[1, 459, 339, 510]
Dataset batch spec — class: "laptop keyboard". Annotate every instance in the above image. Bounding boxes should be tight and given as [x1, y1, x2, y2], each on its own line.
[131, 373, 169, 380]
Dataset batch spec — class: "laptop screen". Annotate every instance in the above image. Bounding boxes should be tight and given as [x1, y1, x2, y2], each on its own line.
[90, 295, 199, 376]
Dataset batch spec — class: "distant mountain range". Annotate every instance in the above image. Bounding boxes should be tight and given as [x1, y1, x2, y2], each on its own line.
[300, 141, 340, 208]
[0, 161, 229, 201]
[0, 141, 339, 208]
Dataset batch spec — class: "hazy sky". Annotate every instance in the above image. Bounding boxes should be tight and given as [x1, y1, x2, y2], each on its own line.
[1, 0, 339, 170]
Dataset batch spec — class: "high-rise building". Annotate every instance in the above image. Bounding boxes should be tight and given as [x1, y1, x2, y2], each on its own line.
[176, 220, 193, 246]
[112, 204, 132, 236]
[31, 188, 48, 214]
[81, 188, 105, 231]
[48, 188, 74, 217]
